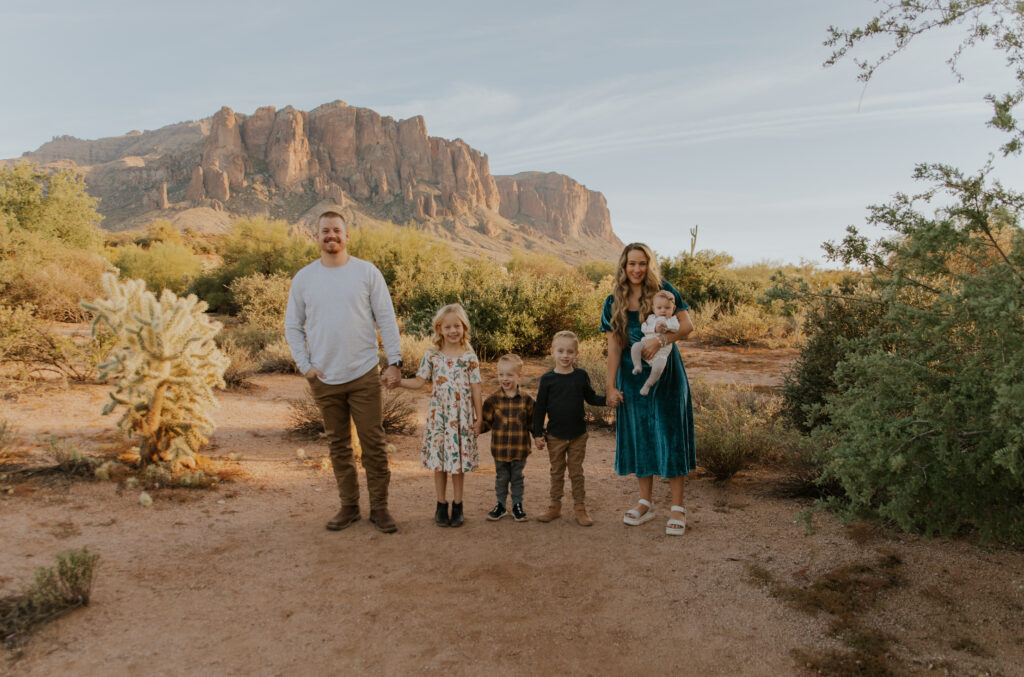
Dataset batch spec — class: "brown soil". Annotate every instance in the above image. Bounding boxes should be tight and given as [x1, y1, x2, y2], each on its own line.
[2, 350, 1022, 676]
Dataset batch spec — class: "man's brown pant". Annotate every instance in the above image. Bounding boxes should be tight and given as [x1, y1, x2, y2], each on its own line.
[547, 432, 587, 504]
[308, 368, 390, 510]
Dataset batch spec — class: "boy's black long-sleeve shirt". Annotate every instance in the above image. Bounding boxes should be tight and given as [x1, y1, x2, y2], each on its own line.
[532, 368, 606, 440]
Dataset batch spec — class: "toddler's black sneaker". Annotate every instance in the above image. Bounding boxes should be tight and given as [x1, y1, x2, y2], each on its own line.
[512, 503, 527, 521]
[487, 503, 507, 521]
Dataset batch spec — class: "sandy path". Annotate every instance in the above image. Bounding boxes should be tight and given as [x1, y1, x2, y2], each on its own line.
[2, 363, 1022, 676]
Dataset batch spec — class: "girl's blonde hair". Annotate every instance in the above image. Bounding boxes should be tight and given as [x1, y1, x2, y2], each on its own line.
[431, 303, 472, 350]
[609, 243, 662, 345]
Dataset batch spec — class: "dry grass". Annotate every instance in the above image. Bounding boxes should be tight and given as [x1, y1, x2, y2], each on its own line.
[219, 339, 259, 391]
[288, 388, 418, 438]
[692, 301, 804, 349]
[576, 338, 613, 428]
[0, 547, 100, 648]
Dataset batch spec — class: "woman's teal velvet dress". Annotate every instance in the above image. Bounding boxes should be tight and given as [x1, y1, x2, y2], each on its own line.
[601, 281, 696, 478]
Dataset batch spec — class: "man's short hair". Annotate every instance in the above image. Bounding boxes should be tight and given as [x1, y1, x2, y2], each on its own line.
[496, 354, 524, 373]
[318, 209, 346, 225]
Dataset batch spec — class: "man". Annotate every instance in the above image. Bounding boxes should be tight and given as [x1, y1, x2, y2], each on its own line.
[285, 209, 403, 533]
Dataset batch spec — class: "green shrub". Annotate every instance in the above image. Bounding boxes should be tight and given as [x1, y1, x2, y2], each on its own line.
[0, 547, 100, 647]
[348, 222, 454, 310]
[772, 278, 884, 432]
[113, 241, 203, 294]
[189, 217, 318, 312]
[229, 272, 291, 330]
[660, 250, 756, 311]
[817, 166, 1024, 543]
[0, 225, 112, 322]
[576, 260, 616, 284]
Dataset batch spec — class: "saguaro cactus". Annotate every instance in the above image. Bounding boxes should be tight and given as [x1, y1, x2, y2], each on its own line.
[81, 274, 229, 469]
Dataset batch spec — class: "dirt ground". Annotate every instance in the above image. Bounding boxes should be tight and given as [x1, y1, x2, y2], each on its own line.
[1, 348, 1022, 676]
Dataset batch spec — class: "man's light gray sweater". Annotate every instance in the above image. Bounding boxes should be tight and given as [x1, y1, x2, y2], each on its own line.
[284, 257, 401, 385]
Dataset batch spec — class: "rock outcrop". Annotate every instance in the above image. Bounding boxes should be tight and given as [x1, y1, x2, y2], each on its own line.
[494, 172, 615, 241]
[13, 101, 622, 260]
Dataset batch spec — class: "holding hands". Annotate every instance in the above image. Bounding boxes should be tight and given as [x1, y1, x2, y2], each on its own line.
[534, 436, 547, 451]
[380, 364, 401, 389]
[606, 387, 623, 408]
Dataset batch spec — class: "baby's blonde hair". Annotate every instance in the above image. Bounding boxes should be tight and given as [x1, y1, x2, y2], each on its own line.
[431, 303, 472, 350]
[653, 290, 676, 308]
[551, 330, 579, 350]
[497, 354, 524, 373]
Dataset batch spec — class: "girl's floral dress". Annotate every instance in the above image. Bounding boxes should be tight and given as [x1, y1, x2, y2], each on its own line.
[417, 347, 482, 473]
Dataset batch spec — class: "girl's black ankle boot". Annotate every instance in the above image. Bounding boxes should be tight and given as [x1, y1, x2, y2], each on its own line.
[450, 501, 464, 528]
[435, 501, 450, 527]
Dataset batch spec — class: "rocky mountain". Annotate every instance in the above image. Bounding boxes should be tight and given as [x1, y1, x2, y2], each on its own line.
[12, 101, 622, 261]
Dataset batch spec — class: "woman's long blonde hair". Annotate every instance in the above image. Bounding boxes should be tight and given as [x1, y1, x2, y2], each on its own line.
[609, 242, 662, 346]
[431, 303, 472, 350]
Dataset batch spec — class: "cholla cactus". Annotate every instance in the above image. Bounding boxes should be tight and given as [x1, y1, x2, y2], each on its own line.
[80, 273, 228, 469]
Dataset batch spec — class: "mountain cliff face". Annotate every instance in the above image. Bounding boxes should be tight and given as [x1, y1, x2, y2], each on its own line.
[15, 101, 623, 261]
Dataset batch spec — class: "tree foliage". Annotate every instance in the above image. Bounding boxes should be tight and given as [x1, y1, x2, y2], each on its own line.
[0, 163, 103, 250]
[826, 0, 1024, 155]
[113, 241, 203, 294]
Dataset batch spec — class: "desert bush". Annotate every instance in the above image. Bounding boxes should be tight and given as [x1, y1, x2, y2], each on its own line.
[43, 435, 100, 478]
[257, 339, 298, 373]
[189, 217, 318, 313]
[690, 379, 802, 481]
[219, 339, 259, 391]
[288, 391, 324, 439]
[0, 226, 113, 322]
[0, 303, 114, 382]
[770, 278, 885, 432]
[382, 389, 417, 435]
[348, 222, 454, 309]
[576, 337, 613, 427]
[660, 250, 756, 311]
[229, 272, 291, 330]
[112, 241, 203, 294]
[82, 274, 229, 469]
[815, 167, 1024, 543]
[379, 333, 433, 377]
[576, 260, 616, 284]
[402, 258, 602, 358]
[0, 547, 100, 648]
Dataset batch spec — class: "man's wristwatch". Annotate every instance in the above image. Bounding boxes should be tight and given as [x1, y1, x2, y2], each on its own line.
[389, 359, 403, 370]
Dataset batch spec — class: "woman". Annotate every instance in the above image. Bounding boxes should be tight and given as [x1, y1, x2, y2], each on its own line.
[602, 242, 695, 535]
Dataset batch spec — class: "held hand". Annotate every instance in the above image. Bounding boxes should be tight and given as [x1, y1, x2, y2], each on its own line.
[534, 437, 546, 451]
[381, 365, 401, 390]
[607, 387, 622, 408]
[641, 338, 662, 361]
[305, 367, 326, 380]
[471, 421, 480, 437]
[655, 318, 668, 333]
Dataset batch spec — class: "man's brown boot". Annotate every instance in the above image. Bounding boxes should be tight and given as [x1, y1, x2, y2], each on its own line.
[536, 501, 561, 523]
[369, 507, 398, 533]
[326, 504, 360, 531]
[573, 503, 594, 527]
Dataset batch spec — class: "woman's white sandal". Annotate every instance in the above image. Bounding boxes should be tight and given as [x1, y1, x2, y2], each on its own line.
[623, 499, 655, 526]
[665, 505, 686, 535]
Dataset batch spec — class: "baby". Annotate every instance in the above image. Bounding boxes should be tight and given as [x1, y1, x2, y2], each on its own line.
[631, 290, 680, 396]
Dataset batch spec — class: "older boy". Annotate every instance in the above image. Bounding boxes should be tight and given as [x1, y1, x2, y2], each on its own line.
[479, 354, 534, 522]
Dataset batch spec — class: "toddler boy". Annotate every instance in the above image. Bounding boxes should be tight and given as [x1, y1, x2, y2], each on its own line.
[479, 354, 535, 521]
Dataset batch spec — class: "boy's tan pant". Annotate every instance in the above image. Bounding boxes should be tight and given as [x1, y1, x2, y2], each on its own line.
[546, 433, 587, 504]
[307, 367, 390, 510]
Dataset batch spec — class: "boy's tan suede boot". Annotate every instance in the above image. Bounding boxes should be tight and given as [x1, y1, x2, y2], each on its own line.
[573, 504, 593, 527]
[537, 501, 561, 522]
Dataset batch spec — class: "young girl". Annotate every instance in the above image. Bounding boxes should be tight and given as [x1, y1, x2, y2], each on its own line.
[400, 303, 482, 528]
